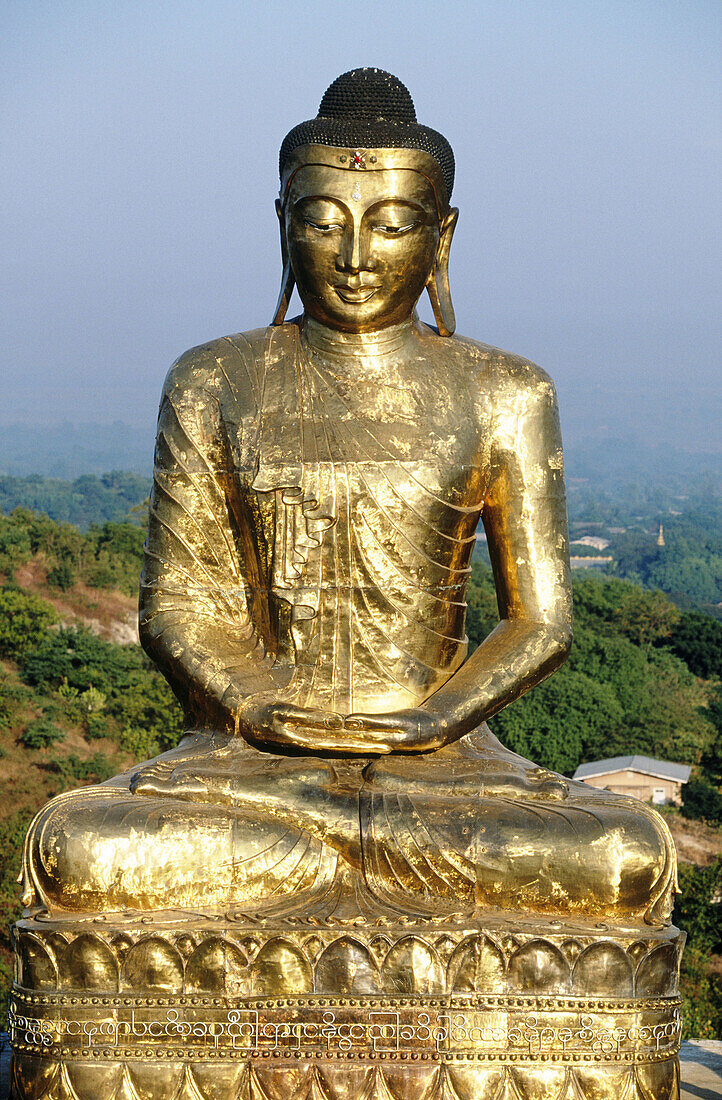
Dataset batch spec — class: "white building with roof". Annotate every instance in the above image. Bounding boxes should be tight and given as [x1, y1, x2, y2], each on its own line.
[573, 756, 692, 806]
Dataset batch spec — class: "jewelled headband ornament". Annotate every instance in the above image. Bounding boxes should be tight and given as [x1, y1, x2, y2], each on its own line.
[280, 144, 448, 220]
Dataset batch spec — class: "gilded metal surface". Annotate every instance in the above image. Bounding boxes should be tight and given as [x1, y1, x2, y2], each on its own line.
[12, 123, 683, 1098]
[10, 913, 683, 1098]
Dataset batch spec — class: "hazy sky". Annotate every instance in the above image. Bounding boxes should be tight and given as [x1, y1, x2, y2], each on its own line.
[2, 0, 720, 450]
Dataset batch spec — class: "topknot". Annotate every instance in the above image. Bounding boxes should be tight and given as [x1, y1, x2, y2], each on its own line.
[318, 68, 417, 124]
[279, 68, 455, 203]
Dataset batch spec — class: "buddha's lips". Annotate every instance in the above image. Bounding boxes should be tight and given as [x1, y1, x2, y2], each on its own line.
[334, 284, 379, 303]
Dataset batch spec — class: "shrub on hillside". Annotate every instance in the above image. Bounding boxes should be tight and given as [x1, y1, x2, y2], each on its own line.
[22, 625, 146, 695]
[683, 777, 722, 825]
[675, 858, 722, 1039]
[0, 514, 32, 576]
[47, 752, 116, 784]
[22, 626, 184, 753]
[0, 585, 58, 659]
[0, 672, 30, 730]
[20, 716, 66, 749]
[119, 725, 161, 761]
[47, 558, 77, 590]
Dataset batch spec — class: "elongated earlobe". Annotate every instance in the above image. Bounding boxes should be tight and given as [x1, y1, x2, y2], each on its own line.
[272, 198, 295, 325]
[426, 207, 459, 337]
[272, 260, 295, 325]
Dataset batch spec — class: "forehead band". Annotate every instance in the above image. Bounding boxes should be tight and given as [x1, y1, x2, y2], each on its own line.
[280, 145, 448, 221]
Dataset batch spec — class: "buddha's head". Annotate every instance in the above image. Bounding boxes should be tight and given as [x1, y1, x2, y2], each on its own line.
[275, 69, 459, 335]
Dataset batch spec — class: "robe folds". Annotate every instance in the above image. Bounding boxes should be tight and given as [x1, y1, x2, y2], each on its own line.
[22, 323, 676, 925]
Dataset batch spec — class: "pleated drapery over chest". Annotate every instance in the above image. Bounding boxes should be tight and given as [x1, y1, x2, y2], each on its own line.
[242, 323, 484, 714]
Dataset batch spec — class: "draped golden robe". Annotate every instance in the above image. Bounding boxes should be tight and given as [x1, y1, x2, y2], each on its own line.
[22, 320, 675, 926]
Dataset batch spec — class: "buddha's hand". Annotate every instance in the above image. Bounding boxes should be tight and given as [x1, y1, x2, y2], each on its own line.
[239, 699, 447, 756]
[340, 707, 449, 754]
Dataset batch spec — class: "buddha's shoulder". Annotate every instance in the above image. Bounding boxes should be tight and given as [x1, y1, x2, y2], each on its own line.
[162, 328, 271, 400]
[446, 331, 557, 400]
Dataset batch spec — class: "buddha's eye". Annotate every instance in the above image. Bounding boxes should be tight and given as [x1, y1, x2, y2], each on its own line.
[303, 218, 343, 233]
[372, 222, 418, 236]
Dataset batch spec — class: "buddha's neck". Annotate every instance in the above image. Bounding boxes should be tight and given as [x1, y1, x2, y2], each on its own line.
[301, 315, 417, 362]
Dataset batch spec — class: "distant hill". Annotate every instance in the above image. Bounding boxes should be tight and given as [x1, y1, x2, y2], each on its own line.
[0, 422, 151, 478]
[1, 423, 720, 489]
[567, 435, 722, 491]
[0, 472, 150, 529]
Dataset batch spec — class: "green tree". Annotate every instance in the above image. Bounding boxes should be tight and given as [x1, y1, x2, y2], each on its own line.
[20, 716, 66, 749]
[0, 585, 58, 659]
[0, 514, 32, 576]
[667, 611, 722, 679]
[683, 778, 722, 825]
[490, 669, 624, 775]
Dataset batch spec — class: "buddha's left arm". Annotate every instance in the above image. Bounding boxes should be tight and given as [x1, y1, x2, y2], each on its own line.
[418, 365, 573, 744]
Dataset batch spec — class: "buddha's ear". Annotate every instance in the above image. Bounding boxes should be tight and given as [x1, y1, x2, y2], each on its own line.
[426, 206, 459, 337]
[272, 198, 295, 325]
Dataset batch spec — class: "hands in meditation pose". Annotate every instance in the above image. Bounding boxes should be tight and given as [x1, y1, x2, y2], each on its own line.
[23, 69, 675, 927]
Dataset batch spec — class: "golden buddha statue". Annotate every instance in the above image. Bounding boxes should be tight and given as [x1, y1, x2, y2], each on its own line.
[12, 70, 682, 1100]
[22, 69, 674, 925]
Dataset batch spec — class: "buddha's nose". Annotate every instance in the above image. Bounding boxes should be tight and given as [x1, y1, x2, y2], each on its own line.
[338, 223, 376, 273]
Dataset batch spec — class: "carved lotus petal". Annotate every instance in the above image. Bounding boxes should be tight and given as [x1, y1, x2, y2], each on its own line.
[419, 1064, 470, 1099]
[635, 943, 677, 996]
[123, 935, 184, 993]
[635, 1058, 678, 1100]
[572, 941, 633, 996]
[447, 935, 506, 993]
[315, 936, 379, 994]
[251, 938, 312, 995]
[359, 1065, 412, 1100]
[125, 1061, 184, 1100]
[251, 1064, 314, 1100]
[432, 934, 457, 960]
[66, 1062, 124, 1100]
[561, 938, 583, 965]
[509, 1066, 568, 1100]
[17, 932, 58, 990]
[368, 936, 391, 963]
[381, 936, 444, 995]
[110, 933, 134, 962]
[627, 939, 650, 965]
[11, 1052, 59, 1100]
[59, 932, 118, 991]
[175, 933, 197, 958]
[446, 1065, 506, 1100]
[302, 935, 324, 962]
[573, 1066, 635, 1100]
[45, 931, 70, 960]
[189, 1063, 248, 1100]
[185, 936, 249, 994]
[112, 1066, 149, 1100]
[507, 940, 571, 994]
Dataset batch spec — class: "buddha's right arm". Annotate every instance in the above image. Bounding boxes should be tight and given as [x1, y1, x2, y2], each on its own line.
[139, 342, 278, 732]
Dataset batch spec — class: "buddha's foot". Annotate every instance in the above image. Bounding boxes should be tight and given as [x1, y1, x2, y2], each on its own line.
[364, 732, 570, 800]
[130, 753, 363, 867]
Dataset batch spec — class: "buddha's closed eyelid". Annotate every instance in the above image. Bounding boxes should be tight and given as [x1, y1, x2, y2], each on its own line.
[370, 221, 419, 236]
[303, 218, 344, 232]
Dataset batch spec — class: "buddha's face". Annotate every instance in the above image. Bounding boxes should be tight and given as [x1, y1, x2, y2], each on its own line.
[281, 164, 445, 332]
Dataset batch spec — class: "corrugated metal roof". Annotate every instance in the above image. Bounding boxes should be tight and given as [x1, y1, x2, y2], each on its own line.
[573, 755, 692, 783]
